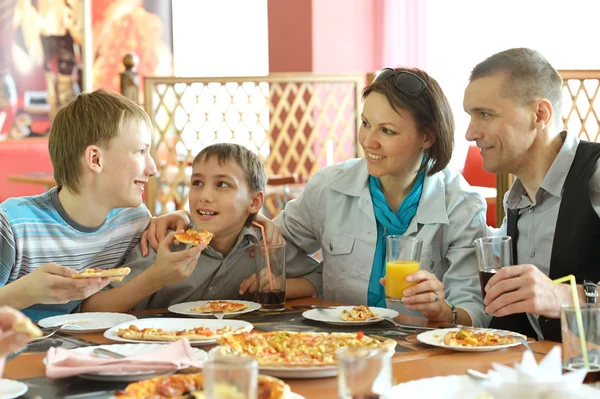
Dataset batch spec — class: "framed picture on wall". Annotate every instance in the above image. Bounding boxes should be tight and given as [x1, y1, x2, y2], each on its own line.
[0, 0, 91, 140]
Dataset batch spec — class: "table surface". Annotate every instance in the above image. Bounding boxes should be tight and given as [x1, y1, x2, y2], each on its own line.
[4, 297, 558, 399]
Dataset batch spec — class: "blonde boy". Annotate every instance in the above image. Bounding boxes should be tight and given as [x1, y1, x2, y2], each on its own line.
[0, 90, 157, 321]
[84, 143, 321, 311]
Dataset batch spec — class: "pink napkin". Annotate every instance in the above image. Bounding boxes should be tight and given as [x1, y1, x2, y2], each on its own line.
[45, 339, 200, 379]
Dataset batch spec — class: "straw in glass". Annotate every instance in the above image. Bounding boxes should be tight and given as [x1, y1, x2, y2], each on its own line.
[251, 221, 274, 290]
[552, 274, 589, 368]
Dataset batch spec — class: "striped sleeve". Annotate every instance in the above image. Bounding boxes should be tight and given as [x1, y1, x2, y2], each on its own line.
[0, 209, 16, 285]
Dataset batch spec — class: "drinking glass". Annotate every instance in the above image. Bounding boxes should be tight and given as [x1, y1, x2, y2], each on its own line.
[337, 347, 393, 399]
[474, 236, 512, 298]
[254, 243, 286, 311]
[385, 235, 423, 302]
[561, 304, 600, 386]
[203, 354, 258, 399]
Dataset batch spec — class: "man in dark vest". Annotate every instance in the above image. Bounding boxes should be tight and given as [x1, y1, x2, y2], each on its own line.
[463, 48, 600, 342]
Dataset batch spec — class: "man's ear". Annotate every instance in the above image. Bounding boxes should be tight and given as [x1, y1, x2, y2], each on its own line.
[84, 145, 103, 173]
[248, 191, 264, 214]
[534, 98, 553, 129]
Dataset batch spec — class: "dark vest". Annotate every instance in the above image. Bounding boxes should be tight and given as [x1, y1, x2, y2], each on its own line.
[490, 141, 600, 342]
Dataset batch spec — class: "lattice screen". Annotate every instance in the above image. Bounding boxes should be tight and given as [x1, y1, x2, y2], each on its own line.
[143, 74, 364, 215]
[561, 70, 600, 142]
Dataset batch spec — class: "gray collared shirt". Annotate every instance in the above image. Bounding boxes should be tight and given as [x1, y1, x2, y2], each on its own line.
[495, 131, 600, 339]
[117, 226, 323, 310]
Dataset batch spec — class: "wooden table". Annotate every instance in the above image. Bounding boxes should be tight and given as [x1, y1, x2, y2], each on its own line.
[4, 298, 558, 398]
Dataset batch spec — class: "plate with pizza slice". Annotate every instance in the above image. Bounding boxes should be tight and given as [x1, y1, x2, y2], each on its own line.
[302, 305, 399, 326]
[104, 318, 253, 346]
[38, 312, 137, 333]
[416, 327, 525, 352]
[174, 228, 215, 246]
[168, 300, 261, 318]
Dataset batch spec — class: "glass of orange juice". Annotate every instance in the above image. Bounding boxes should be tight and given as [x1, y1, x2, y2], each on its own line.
[385, 235, 423, 302]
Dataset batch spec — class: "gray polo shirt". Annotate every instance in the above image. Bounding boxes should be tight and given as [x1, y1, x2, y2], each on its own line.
[496, 131, 600, 339]
[118, 226, 323, 310]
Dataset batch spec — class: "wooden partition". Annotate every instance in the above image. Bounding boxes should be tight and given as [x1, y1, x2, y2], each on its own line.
[495, 70, 600, 223]
[143, 74, 364, 215]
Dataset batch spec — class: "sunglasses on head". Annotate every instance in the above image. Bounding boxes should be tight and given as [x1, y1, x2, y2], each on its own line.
[373, 68, 427, 98]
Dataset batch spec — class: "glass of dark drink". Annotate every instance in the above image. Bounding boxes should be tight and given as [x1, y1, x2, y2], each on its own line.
[254, 243, 286, 311]
[337, 347, 392, 399]
[474, 236, 513, 298]
[561, 304, 600, 388]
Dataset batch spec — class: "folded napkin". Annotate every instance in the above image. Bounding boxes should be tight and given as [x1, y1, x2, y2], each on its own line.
[482, 346, 600, 399]
[46, 339, 200, 379]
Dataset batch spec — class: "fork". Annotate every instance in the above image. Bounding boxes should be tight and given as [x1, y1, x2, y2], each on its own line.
[30, 324, 83, 341]
[365, 315, 432, 332]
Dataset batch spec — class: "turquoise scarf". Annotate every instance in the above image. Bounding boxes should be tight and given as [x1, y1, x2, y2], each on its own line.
[367, 166, 426, 307]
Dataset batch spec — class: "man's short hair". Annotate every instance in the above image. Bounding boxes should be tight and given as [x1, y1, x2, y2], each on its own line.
[470, 48, 563, 126]
[49, 89, 152, 193]
[193, 143, 267, 193]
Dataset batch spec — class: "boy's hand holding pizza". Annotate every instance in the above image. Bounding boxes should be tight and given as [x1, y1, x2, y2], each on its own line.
[9, 263, 111, 308]
[147, 231, 208, 285]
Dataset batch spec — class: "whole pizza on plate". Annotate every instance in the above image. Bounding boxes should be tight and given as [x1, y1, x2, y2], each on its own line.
[216, 331, 396, 367]
[115, 372, 290, 399]
[116, 324, 246, 342]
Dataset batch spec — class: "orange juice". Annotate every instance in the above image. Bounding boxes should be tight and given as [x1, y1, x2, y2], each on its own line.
[385, 260, 420, 300]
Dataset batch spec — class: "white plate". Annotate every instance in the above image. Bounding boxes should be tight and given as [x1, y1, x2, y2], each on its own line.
[0, 379, 28, 399]
[383, 375, 489, 399]
[38, 313, 137, 333]
[302, 306, 399, 326]
[168, 300, 261, 318]
[104, 318, 253, 346]
[289, 393, 306, 399]
[416, 328, 525, 352]
[43, 343, 207, 382]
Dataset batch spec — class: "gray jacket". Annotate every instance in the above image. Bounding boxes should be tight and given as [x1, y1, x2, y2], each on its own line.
[274, 158, 491, 327]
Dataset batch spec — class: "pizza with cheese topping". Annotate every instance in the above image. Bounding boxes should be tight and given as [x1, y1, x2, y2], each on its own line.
[175, 229, 215, 246]
[71, 267, 131, 282]
[116, 324, 250, 342]
[189, 301, 249, 314]
[340, 305, 377, 321]
[443, 329, 519, 347]
[215, 331, 396, 367]
[115, 372, 290, 399]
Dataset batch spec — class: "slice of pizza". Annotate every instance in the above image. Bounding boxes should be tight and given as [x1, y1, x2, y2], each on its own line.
[12, 317, 43, 338]
[340, 305, 377, 321]
[190, 301, 249, 313]
[175, 228, 215, 246]
[443, 329, 518, 347]
[71, 267, 131, 282]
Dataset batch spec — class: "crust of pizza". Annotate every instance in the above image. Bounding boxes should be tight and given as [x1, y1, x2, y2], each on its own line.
[340, 305, 376, 321]
[115, 372, 290, 399]
[72, 267, 131, 282]
[116, 324, 251, 342]
[443, 329, 519, 347]
[12, 318, 43, 338]
[190, 301, 249, 314]
[175, 228, 215, 246]
[216, 331, 396, 367]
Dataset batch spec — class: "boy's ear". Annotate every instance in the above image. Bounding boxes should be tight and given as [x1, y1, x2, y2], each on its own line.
[247, 191, 264, 214]
[84, 145, 103, 173]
